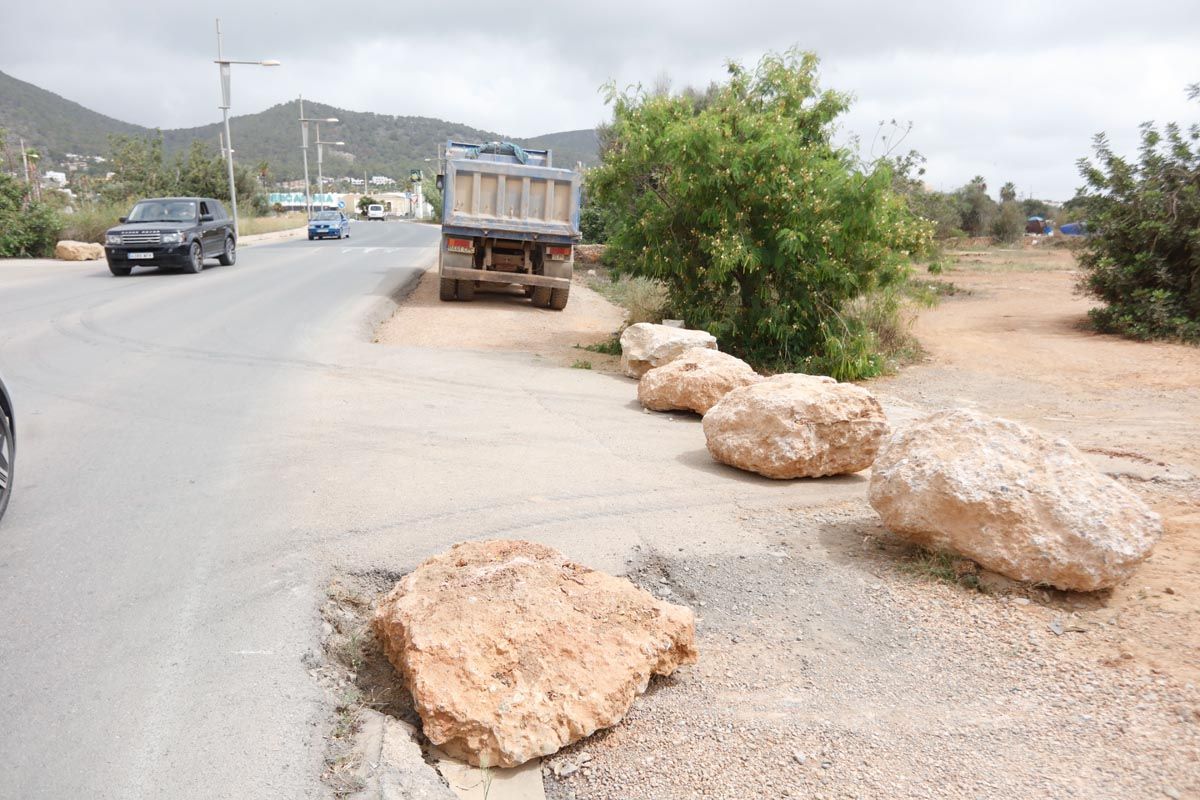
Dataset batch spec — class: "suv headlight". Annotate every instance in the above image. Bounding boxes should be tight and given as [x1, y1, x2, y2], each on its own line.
[161, 232, 183, 244]
[105, 233, 122, 245]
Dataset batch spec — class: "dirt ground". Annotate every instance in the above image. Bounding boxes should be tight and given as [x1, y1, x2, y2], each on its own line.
[376, 266, 625, 369]
[873, 246, 1200, 686]
[355, 246, 1200, 799]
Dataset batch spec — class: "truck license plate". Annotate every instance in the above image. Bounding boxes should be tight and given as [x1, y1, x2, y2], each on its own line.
[128, 252, 154, 260]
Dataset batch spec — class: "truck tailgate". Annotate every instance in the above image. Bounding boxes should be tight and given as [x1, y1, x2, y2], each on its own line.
[443, 158, 580, 240]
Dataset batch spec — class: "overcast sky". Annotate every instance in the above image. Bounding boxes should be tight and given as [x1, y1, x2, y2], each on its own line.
[3, 0, 1197, 200]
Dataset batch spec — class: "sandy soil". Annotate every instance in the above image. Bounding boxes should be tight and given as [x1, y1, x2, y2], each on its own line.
[376, 266, 626, 369]
[360, 246, 1200, 799]
[873, 247, 1200, 685]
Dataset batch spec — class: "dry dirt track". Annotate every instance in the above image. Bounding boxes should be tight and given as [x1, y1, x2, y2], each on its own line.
[368, 249, 1199, 800]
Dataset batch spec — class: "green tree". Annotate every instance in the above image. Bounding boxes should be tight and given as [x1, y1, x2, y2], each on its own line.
[955, 176, 997, 236]
[0, 173, 62, 257]
[357, 196, 378, 215]
[588, 49, 932, 379]
[100, 133, 174, 203]
[999, 181, 1017, 203]
[992, 200, 1025, 243]
[1074, 85, 1200, 341]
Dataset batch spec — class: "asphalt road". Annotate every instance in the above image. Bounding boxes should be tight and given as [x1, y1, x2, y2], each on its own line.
[0, 220, 440, 798]
[0, 219, 864, 798]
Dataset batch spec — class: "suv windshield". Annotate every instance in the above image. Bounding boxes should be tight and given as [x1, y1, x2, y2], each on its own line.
[128, 200, 197, 223]
[314, 211, 340, 220]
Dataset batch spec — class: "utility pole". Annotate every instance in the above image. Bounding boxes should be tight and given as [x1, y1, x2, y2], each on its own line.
[299, 95, 312, 219]
[19, 138, 29, 187]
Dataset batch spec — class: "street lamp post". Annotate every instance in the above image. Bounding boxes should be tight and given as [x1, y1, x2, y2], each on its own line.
[298, 98, 338, 219]
[315, 125, 345, 210]
[214, 18, 279, 239]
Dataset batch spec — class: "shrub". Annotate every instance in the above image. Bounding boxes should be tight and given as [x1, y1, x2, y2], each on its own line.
[587, 49, 932, 380]
[1075, 86, 1200, 342]
[991, 201, 1025, 243]
[59, 201, 127, 244]
[0, 174, 62, 257]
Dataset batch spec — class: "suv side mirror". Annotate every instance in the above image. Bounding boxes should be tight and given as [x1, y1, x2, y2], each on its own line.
[199, 214, 214, 222]
[435, 175, 444, 190]
[118, 216, 128, 223]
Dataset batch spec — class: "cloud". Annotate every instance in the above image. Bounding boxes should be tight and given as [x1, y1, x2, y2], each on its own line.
[3, 0, 1198, 198]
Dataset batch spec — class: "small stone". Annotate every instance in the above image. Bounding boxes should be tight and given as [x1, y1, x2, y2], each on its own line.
[1049, 619, 1065, 636]
[1163, 788, 1180, 800]
[1013, 597, 1031, 606]
[793, 751, 807, 764]
[559, 764, 579, 778]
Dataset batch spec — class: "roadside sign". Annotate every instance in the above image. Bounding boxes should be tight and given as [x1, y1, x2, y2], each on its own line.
[338, 200, 345, 209]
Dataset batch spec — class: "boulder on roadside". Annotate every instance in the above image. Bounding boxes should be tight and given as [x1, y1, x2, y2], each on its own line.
[867, 409, 1163, 591]
[702, 373, 889, 478]
[619, 322, 717, 378]
[372, 540, 698, 768]
[55, 240, 105, 261]
[638, 348, 761, 415]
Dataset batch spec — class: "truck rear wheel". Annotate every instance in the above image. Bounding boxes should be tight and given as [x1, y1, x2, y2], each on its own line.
[549, 287, 569, 310]
[531, 286, 552, 308]
[439, 278, 456, 301]
[456, 280, 476, 301]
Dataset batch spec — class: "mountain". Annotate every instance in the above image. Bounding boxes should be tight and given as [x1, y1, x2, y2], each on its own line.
[0, 70, 600, 182]
[0, 70, 144, 158]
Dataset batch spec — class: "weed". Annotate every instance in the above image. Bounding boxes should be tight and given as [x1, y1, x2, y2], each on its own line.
[579, 336, 622, 355]
[571, 359, 593, 370]
[900, 548, 985, 592]
[585, 269, 669, 325]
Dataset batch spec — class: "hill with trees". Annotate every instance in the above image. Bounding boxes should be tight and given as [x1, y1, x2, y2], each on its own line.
[0, 69, 599, 182]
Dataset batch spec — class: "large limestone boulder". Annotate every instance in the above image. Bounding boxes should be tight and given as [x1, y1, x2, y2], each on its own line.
[55, 240, 105, 261]
[868, 409, 1163, 591]
[638, 348, 761, 415]
[619, 322, 717, 379]
[702, 373, 889, 478]
[372, 540, 698, 768]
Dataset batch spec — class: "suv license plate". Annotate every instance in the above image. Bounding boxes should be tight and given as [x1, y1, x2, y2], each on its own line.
[128, 252, 154, 260]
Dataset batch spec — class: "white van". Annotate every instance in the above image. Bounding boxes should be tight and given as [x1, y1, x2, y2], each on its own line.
[367, 204, 385, 221]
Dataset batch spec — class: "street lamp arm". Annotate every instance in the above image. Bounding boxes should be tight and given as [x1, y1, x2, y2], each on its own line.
[214, 59, 281, 66]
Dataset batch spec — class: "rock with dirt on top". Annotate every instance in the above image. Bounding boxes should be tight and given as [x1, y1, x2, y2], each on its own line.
[619, 322, 717, 379]
[638, 348, 762, 415]
[702, 373, 889, 478]
[54, 240, 106, 261]
[867, 408, 1163, 591]
[371, 539, 698, 768]
[573, 243, 607, 265]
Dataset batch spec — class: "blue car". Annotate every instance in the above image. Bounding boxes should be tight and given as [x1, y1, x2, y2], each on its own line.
[308, 210, 350, 240]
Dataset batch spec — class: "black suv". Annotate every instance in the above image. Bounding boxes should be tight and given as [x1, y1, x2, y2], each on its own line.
[104, 197, 237, 276]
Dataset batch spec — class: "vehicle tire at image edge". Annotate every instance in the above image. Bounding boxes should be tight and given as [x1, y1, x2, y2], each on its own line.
[439, 278, 457, 301]
[456, 280, 476, 301]
[0, 403, 13, 524]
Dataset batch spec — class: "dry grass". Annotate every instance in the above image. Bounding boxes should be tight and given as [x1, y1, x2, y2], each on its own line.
[582, 267, 669, 326]
[239, 213, 307, 236]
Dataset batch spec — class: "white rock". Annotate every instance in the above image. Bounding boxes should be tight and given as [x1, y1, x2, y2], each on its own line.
[54, 240, 105, 261]
[619, 323, 717, 379]
[638, 348, 761, 415]
[701, 373, 889, 478]
[868, 409, 1163, 591]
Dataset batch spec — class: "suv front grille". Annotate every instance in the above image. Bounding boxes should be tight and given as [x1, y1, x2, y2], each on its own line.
[122, 231, 162, 245]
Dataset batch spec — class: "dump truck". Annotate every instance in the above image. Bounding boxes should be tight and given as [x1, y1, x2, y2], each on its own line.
[435, 141, 581, 310]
